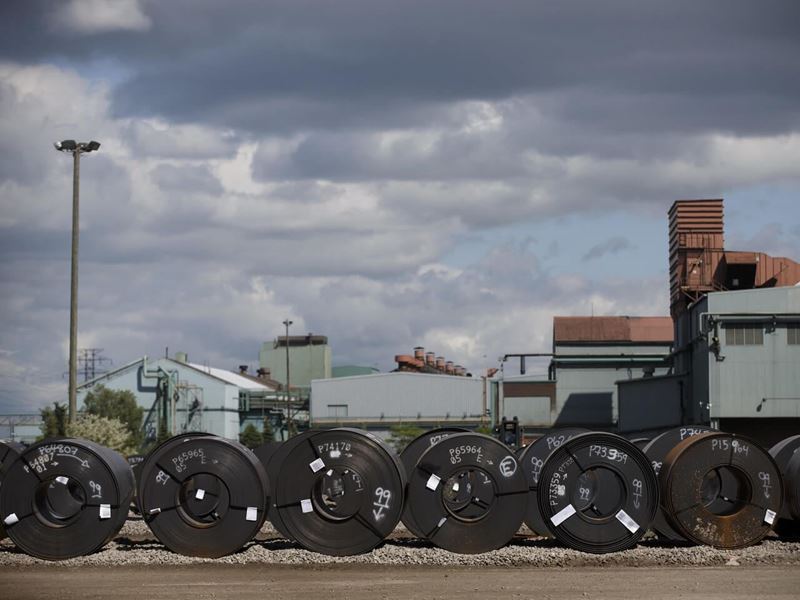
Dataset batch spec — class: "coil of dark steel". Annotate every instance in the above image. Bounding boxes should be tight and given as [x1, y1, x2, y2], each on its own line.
[272, 428, 405, 556]
[398, 427, 468, 538]
[137, 433, 269, 558]
[660, 431, 782, 549]
[0, 438, 134, 560]
[261, 431, 317, 540]
[642, 425, 713, 541]
[407, 432, 527, 554]
[537, 432, 658, 553]
[519, 428, 589, 536]
[0, 440, 25, 540]
[768, 434, 800, 538]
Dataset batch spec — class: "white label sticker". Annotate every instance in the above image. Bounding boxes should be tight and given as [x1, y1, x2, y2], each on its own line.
[309, 458, 325, 473]
[765, 509, 777, 525]
[550, 503, 577, 527]
[426, 474, 441, 491]
[615, 509, 640, 533]
[195, 489, 206, 501]
[437, 516, 447, 528]
[452, 482, 460, 493]
[3, 513, 19, 526]
[301, 499, 314, 514]
[55, 476, 69, 485]
[99, 504, 111, 520]
[148, 507, 162, 516]
[246, 506, 258, 522]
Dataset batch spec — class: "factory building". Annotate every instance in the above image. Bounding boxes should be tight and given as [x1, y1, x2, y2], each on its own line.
[309, 371, 486, 439]
[492, 316, 672, 435]
[259, 334, 332, 397]
[76, 353, 281, 443]
[617, 199, 800, 444]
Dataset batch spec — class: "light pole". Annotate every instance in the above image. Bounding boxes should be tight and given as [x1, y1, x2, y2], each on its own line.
[282, 318, 293, 438]
[54, 139, 101, 423]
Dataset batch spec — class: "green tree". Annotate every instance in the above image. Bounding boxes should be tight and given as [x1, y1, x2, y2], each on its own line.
[239, 423, 263, 449]
[66, 414, 137, 456]
[39, 402, 67, 440]
[83, 386, 144, 447]
[262, 418, 274, 442]
[386, 423, 425, 454]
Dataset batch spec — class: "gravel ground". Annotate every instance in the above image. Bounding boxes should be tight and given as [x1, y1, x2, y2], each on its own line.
[2, 516, 800, 568]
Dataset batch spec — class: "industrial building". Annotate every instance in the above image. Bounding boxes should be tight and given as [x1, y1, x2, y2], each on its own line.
[493, 198, 800, 445]
[75, 353, 295, 443]
[310, 371, 486, 439]
[259, 334, 332, 397]
[492, 316, 673, 434]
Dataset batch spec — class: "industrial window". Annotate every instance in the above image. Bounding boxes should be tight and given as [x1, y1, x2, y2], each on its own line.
[724, 324, 763, 346]
[789, 325, 800, 345]
[327, 404, 348, 418]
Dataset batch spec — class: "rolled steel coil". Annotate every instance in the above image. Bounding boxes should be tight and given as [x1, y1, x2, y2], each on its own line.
[537, 432, 658, 553]
[518, 427, 589, 536]
[643, 425, 713, 541]
[768, 435, 800, 538]
[407, 432, 527, 554]
[137, 433, 269, 558]
[399, 427, 468, 538]
[272, 428, 405, 556]
[0, 440, 25, 540]
[660, 431, 782, 549]
[0, 438, 134, 560]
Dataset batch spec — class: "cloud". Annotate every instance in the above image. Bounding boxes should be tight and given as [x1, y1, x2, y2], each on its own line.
[50, 0, 151, 34]
[583, 236, 634, 261]
[1, 4, 799, 415]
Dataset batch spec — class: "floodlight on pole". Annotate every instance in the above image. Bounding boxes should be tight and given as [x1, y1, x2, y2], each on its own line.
[54, 140, 101, 424]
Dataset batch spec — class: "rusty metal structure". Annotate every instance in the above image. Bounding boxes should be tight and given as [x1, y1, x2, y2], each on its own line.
[669, 198, 800, 318]
[394, 346, 467, 376]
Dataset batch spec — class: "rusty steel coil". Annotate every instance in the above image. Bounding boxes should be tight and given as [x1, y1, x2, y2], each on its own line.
[407, 432, 527, 554]
[137, 433, 269, 558]
[518, 428, 589, 536]
[399, 427, 468, 538]
[660, 431, 782, 549]
[643, 425, 713, 541]
[272, 428, 405, 556]
[769, 435, 800, 538]
[537, 432, 659, 553]
[0, 438, 134, 560]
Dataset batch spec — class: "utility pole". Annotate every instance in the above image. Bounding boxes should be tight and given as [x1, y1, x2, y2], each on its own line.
[282, 318, 293, 438]
[54, 140, 100, 423]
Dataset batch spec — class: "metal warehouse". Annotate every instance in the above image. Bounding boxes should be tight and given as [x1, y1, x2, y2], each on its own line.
[310, 371, 486, 436]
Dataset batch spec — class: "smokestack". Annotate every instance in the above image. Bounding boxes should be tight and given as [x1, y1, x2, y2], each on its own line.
[445, 361, 455, 374]
[436, 356, 445, 370]
[425, 352, 436, 365]
[413, 346, 425, 361]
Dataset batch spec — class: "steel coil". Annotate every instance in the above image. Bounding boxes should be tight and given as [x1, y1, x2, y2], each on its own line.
[537, 432, 658, 553]
[0, 438, 134, 560]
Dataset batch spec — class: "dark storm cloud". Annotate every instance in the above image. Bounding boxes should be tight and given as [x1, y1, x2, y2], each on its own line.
[3, 1, 799, 138]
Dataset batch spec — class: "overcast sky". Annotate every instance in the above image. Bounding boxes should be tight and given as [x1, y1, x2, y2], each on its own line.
[1, 1, 799, 413]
